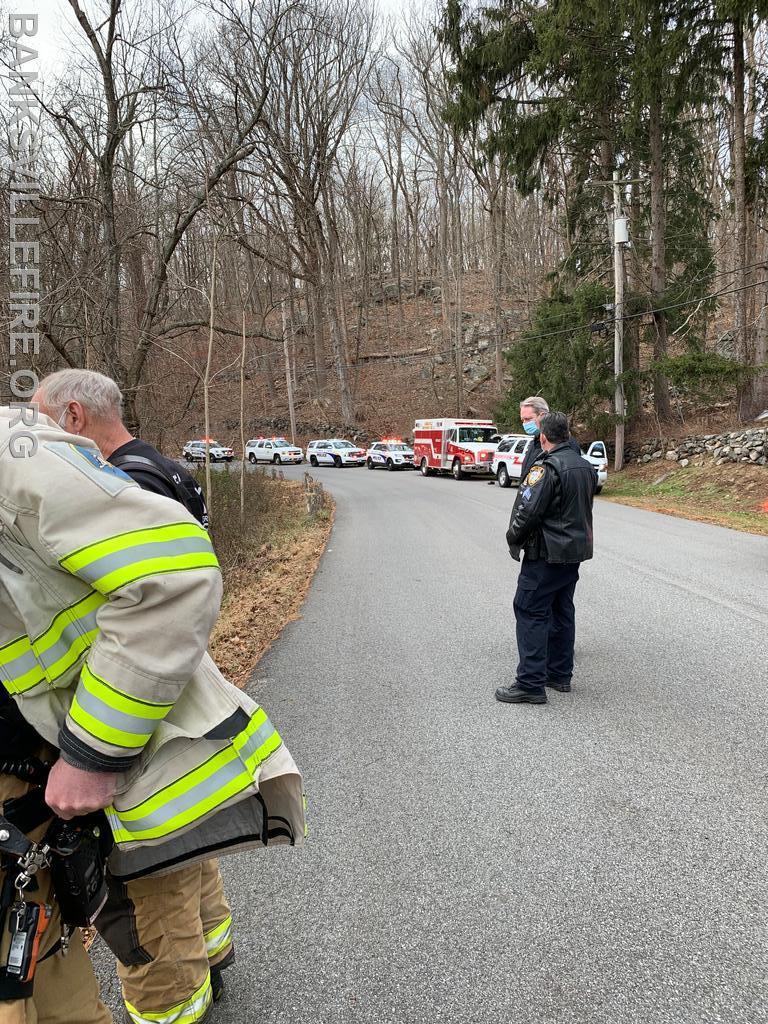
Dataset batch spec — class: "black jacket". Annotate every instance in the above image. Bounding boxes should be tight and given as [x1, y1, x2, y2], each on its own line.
[507, 441, 596, 563]
[109, 439, 209, 529]
[519, 432, 582, 482]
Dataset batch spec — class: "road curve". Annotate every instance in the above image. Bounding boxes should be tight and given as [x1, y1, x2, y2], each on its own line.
[111, 466, 768, 1024]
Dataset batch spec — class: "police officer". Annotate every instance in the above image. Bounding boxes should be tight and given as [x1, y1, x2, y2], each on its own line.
[495, 411, 596, 705]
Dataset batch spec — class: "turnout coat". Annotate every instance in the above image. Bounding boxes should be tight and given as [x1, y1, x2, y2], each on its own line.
[0, 409, 304, 878]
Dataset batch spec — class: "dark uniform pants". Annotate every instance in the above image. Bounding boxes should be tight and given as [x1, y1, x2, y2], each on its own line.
[513, 558, 580, 693]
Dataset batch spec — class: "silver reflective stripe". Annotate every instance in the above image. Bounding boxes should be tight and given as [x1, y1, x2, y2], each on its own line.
[113, 753, 249, 836]
[36, 606, 99, 675]
[239, 718, 276, 762]
[125, 973, 212, 1024]
[0, 645, 39, 682]
[76, 536, 214, 586]
[74, 684, 156, 738]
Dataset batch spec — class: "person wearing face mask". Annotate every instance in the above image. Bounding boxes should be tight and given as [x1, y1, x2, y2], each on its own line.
[1, 382, 305, 1024]
[39, 370, 208, 530]
[518, 396, 582, 484]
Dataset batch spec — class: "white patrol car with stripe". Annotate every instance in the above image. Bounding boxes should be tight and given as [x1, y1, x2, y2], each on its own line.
[492, 434, 531, 487]
[307, 439, 366, 467]
[246, 437, 304, 465]
[366, 439, 415, 470]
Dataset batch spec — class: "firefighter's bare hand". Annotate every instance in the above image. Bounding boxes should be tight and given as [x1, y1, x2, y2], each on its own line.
[45, 759, 117, 819]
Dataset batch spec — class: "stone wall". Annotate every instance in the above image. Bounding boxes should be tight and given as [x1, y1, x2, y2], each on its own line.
[626, 428, 767, 468]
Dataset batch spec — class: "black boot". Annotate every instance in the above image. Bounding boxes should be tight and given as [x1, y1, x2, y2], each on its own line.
[211, 948, 235, 1003]
[546, 679, 572, 693]
[494, 685, 547, 704]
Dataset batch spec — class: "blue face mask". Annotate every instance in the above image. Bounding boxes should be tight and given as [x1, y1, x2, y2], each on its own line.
[522, 420, 538, 436]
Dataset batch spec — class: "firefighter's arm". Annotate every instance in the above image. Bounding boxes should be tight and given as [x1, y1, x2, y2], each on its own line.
[34, 448, 222, 773]
[506, 464, 555, 548]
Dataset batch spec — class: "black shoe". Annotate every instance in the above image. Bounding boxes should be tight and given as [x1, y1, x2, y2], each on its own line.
[546, 679, 572, 693]
[210, 948, 235, 1003]
[495, 685, 547, 704]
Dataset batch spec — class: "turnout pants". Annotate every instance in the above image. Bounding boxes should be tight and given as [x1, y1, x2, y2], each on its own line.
[0, 769, 112, 1024]
[107, 860, 233, 1024]
[513, 557, 580, 693]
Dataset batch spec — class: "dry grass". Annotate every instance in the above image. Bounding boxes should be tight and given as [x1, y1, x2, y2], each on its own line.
[204, 470, 334, 686]
[603, 461, 768, 535]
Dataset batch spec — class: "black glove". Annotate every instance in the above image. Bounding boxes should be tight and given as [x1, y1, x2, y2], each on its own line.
[0, 687, 44, 758]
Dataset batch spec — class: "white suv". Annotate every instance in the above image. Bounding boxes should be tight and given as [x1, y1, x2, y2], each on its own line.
[246, 438, 303, 465]
[307, 439, 366, 467]
[366, 440, 415, 470]
[492, 434, 530, 487]
[183, 439, 234, 463]
[493, 434, 608, 493]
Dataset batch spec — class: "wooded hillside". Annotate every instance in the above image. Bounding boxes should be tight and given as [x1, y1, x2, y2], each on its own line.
[3, 0, 768, 449]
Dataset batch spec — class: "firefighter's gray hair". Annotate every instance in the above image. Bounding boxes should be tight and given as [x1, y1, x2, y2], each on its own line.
[520, 395, 549, 415]
[37, 369, 124, 421]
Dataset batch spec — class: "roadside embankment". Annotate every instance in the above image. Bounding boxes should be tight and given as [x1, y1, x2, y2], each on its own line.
[202, 468, 334, 685]
[626, 427, 767, 467]
[603, 461, 768, 535]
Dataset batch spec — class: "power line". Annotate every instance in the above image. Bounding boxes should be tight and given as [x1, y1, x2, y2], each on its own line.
[156, 271, 768, 380]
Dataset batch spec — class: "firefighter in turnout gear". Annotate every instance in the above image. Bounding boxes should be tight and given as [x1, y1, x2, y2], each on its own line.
[0, 406, 305, 1023]
[496, 411, 596, 705]
[33, 369, 234, 1015]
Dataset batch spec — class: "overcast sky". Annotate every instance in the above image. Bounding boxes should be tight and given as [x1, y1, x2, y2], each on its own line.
[31, 0, 410, 80]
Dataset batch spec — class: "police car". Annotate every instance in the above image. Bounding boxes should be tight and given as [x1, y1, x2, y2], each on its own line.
[493, 435, 608, 493]
[183, 439, 234, 463]
[366, 439, 415, 470]
[245, 437, 304, 465]
[492, 434, 530, 487]
[306, 439, 366, 467]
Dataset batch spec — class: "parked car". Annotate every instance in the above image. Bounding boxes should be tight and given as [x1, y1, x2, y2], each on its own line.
[246, 437, 303, 465]
[366, 439, 415, 470]
[492, 434, 530, 487]
[493, 435, 608, 493]
[183, 439, 234, 463]
[306, 439, 366, 467]
[581, 441, 608, 493]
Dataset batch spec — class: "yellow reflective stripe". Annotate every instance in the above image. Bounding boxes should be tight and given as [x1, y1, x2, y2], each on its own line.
[69, 665, 174, 750]
[1, 593, 106, 695]
[61, 523, 207, 575]
[59, 523, 219, 595]
[0, 635, 45, 694]
[32, 591, 105, 682]
[204, 915, 233, 958]
[92, 551, 219, 596]
[125, 972, 212, 1024]
[107, 709, 282, 844]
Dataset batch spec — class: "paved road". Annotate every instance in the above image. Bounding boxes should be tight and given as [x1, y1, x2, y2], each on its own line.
[103, 465, 768, 1023]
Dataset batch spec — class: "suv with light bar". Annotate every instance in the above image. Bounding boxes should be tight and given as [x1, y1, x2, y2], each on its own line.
[366, 439, 415, 470]
[245, 437, 304, 465]
[183, 439, 234, 463]
[306, 439, 366, 467]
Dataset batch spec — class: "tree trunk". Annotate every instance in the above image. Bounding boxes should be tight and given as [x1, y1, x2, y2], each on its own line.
[648, 81, 672, 420]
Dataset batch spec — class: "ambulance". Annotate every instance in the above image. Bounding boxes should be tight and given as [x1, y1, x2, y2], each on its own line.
[413, 418, 500, 479]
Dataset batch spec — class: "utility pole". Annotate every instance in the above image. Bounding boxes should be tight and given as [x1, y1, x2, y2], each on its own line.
[587, 173, 639, 471]
[613, 171, 627, 472]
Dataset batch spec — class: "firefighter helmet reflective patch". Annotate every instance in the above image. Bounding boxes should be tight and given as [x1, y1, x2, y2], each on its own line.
[525, 465, 545, 486]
